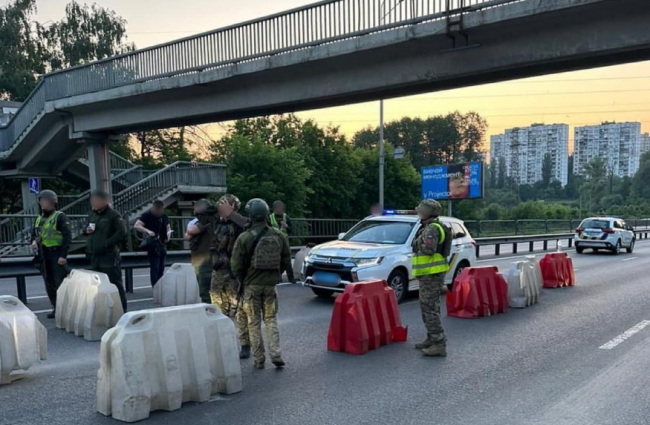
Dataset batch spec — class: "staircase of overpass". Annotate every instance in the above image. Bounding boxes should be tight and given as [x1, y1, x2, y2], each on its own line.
[0, 156, 226, 256]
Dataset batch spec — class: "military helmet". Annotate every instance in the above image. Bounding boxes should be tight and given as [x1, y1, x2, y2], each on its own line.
[218, 194, 241, 212]
[245, 198, 270, 221]
[37, 190, 58, 204]
[416, 199, 442, 218]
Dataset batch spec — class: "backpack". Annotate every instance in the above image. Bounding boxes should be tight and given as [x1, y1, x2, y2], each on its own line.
[434, 221, 453, 258]
[251, 229, 283, 270]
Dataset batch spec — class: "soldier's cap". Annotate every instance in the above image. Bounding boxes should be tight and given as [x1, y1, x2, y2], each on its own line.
[90, 189, 111, 199]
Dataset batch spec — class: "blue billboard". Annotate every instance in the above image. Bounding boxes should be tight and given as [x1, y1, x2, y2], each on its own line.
[421, 162, 484, 201]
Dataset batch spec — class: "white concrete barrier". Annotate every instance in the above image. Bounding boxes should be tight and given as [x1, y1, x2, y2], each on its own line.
[97, 304, 242, 422]
[56, 269, 124, 341]
[153, 263, 201, 307]
[503, 261, 542, 308]
[293, 246, 311, 280]
[524, 256, 545, 291]
[0, 296, 47, 384]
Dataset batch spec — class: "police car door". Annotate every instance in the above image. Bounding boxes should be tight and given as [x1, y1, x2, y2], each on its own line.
[618, 220, 633, 246]
[449, 222, 470, 271]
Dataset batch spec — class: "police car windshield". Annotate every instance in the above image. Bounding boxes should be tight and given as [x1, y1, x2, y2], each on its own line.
[581, 219, 611, 230]
[342, 221, 415, 244]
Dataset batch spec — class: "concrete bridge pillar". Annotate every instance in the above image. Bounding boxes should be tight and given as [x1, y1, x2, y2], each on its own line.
[86, 141, 112, 195]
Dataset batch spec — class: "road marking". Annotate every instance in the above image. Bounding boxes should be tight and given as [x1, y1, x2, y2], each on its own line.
[599, 320, 650, 350]
[573, 269, 579, 272]
[26, 295, 49, 301]
[278, 282, 296, 287]
[134, 274, 150, 277]
[134, 286, 151, 291]
[32, 297, 154, 314]
[621, 257, 638, 262]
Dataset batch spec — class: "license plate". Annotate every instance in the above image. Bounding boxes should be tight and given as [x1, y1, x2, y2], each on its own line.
[313, 272, 341, 286]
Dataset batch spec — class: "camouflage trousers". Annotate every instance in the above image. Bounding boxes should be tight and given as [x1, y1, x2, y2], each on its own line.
[243, 285, 281, 364]
[211, 271, 250, 347]
[419, 273, 447, 346]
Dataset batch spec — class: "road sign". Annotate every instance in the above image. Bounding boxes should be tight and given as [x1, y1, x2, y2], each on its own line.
[394, 147, 405, 159]
[28, 178, 40, 194]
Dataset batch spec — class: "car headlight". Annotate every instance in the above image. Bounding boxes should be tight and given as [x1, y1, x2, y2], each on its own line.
[303, 255, 311, 263]
[353, 257, 384, 267]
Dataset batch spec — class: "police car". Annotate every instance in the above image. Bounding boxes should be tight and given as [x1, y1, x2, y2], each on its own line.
[574, 217, 636, 255]
[301, 211, 477, 302]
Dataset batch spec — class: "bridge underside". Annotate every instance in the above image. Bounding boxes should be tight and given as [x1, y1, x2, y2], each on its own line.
[2, 0, 649, 176]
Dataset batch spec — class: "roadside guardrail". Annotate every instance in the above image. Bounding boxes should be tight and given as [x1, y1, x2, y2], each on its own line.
[2, 231, 648, 304]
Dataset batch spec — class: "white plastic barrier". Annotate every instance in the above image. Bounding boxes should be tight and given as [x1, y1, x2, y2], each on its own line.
[293, 246, 311, 280]
[153, 263, 201, 307]
[0, 296, 47, 384]
[97, 304, 242, 422]
[503, 261, 542, 308]
[524, 256, 545, 291]
[56, 269, 124, 341]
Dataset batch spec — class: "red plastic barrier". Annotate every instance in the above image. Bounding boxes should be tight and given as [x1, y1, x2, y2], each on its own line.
[540, 252, 576, 288]
[327, 280, 408, 355]
[446, 266, 508, 319]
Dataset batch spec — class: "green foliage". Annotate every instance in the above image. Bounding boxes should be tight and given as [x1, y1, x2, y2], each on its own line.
[214, 134, 312, 217]
[632, 152, 650, 200]
[128, 128, 196, 168]
[352, 143, 421, 217]
[0, 0, 47, 100]
[42, 2, 133, 70]
[352, 111, 487, 170]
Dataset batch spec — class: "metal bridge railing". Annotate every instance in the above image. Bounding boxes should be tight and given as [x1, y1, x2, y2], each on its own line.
[0, 0, 524, 153]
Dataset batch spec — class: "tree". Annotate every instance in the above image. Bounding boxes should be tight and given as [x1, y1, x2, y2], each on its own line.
[213, 135, 312, 216]
[581, 156, 608, 213]
[42, 2, 134, 70]
[351, 143, 420, 218]
[497, 159, 507, 189]
[0, 0, 48, 100]
[129, 128, 196, 168]
[541, 153, 552, 187]
[217, 116, 363, 218]
[352, 111, 487, 170]
[632, 152, 650, 200]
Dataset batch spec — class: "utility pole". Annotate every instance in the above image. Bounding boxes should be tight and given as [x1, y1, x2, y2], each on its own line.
[379, 99, 384, 208]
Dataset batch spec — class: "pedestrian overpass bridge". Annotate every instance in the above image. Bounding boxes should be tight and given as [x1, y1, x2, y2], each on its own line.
[1, 0, 649, 192]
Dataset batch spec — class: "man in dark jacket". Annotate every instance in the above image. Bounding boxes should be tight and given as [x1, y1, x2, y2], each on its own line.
[85, 190, 127, 311]
[134, 200, 170, 287]
[31, 190, 71, 318]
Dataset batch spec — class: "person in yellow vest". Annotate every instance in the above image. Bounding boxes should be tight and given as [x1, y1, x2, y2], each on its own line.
[411, 199, 452, 357]
[30, 190, 71, 318]
[269, 200, 291, 236]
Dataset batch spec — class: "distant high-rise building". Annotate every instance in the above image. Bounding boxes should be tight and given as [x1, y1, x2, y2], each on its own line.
[490, 123, 569, 186]
[641, 132, 650, 155]
[573, 122, 641, 177]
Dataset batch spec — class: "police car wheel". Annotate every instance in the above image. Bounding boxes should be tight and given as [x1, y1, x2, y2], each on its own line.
[388, 270, 407, 303]
[627, 239, 635, 254]
[311, 288, 335, 299]
[612, 240, 621, 255]
[576, 246, 584, 254]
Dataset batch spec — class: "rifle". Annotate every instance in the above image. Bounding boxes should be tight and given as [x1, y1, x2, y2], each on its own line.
[234, 227, 268, 316]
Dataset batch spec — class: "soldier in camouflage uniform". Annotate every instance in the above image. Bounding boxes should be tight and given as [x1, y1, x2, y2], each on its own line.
[412, 199, 451, 357]
[197, 194, 251, 359]
[231, 198, 295, 370]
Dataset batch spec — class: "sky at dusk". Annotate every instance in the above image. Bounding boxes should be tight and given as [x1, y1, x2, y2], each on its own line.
[32, 0, 650, 153]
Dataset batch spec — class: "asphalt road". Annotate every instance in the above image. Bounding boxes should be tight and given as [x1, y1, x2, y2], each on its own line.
[2, 242, 650, 425]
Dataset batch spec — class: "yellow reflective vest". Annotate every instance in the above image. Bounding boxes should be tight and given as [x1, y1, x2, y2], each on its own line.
[35, 211, 63, 248]
[412, 222, 449, 277]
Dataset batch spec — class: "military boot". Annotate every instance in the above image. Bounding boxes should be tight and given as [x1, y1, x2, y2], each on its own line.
[415, 339, 434, 350]
[47, 309, 56, 319]
[421, 345, 447, 357]
[254, 361, 265, 370]
[271, 357, 286, 368]
[239, 346, 251, 359]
